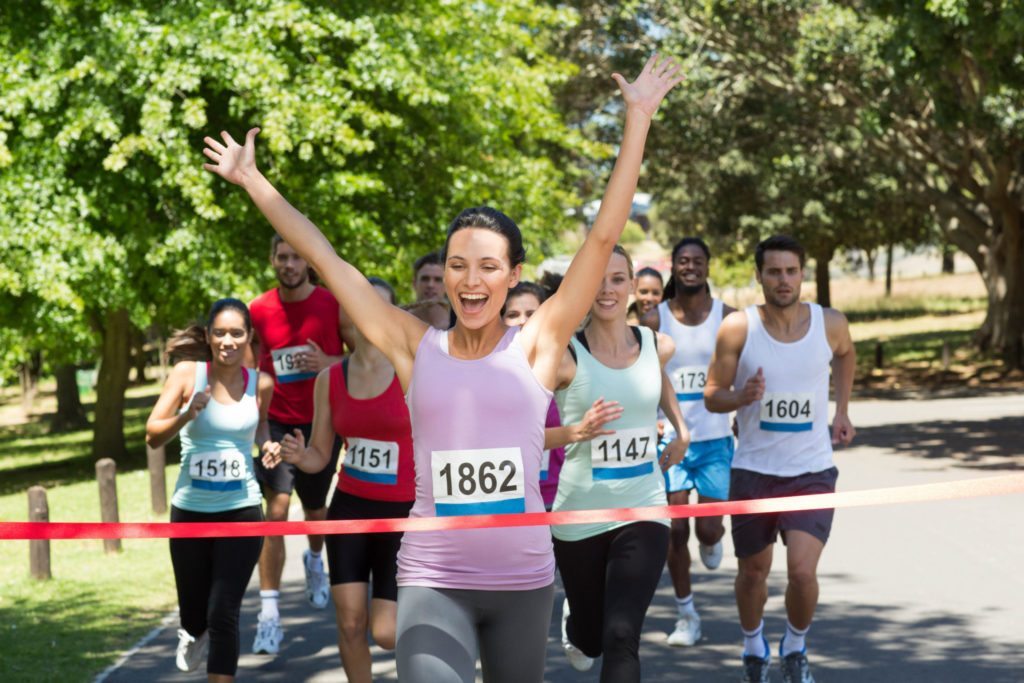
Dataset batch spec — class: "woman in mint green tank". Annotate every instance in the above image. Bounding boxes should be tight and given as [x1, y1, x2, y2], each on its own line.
[146, 298, 276, 681]
[552, 245, 690, 683]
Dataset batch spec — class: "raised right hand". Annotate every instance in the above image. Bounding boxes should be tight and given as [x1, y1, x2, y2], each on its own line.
[573, 397, 624, 443]
[202, 128, 261, 187]
[280, 428, 306, 464]
[185, 386, 211, 421]
[738, 367, 766, 406]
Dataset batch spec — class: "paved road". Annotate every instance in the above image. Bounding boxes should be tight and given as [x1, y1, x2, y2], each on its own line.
[104, 395, 1024, 682]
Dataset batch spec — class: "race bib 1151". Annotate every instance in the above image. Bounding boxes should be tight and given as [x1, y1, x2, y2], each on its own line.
[759, 392, 814, 432]
[591, 427, 657, 481]
[344, 437, 399, 485]
[431, 448, 525, 516]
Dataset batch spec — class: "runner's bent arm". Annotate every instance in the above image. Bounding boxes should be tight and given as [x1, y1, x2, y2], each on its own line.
[705, 312, 763, 413]
[146, 362, 199, 450]
[825, 308, 856, 445]
[256, 371, 275, 461]
[203, 130, 425, 383]
[280, 369, 336, 473]
[520, 56, 684, 385]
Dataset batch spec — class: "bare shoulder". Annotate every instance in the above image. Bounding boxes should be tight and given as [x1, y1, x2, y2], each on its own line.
[655, 331, 675, 365]
[720, 301, 738, 316]
[822, 306, 852, 347]
[639, 306, 660, 331]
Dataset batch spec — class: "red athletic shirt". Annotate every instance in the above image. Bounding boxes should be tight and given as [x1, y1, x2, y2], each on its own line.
[250, 286, 343, 424]
[330, 361, 415, 502]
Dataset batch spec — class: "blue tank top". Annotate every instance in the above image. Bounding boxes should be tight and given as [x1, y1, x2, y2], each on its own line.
[172, 362, 262, 513]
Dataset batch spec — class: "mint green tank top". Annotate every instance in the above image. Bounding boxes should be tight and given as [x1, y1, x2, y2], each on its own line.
[552, 326, 668, 541]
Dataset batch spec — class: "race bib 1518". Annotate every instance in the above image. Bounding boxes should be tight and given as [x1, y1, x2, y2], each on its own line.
[189, 450, 247, 491]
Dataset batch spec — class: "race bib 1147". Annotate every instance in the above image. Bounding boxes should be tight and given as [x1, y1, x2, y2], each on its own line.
[591, 427, 657, 481]
[759, 392, 814, 432]
[271, 344, 316, 384]
[344, 437, 399, 485]
[431, 448, 526, 516]
[189, 450, 247, 491]
[673, 365, 707, 402]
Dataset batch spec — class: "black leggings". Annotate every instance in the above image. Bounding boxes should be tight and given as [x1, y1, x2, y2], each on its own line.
[553, 522, 669, 683]
[169, 505, 263, 676]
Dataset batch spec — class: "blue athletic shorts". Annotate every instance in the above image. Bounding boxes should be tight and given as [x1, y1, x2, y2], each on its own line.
[660, 435, 735, 499]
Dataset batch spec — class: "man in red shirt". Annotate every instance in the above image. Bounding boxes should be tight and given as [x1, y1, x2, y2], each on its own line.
[249, 235, 351, 656]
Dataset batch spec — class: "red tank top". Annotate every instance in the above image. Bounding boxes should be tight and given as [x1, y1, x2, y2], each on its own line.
[250, 286, 343, 424]
[330, 361, 415, 502]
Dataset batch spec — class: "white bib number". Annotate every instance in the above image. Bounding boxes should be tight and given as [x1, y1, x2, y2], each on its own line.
[431, 448, 525, 516]
[591, 427, 657, 481]
[540, 449, 551, 481]
[673, 365, 707, 401]
[271, 344, 315, 383]
[189, 451, 247, 491]
[759, 392, 814, 432]
[344, 437, 399, 485]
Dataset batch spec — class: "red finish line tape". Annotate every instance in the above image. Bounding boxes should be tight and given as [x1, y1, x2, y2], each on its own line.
[3, 474, 1023, 541]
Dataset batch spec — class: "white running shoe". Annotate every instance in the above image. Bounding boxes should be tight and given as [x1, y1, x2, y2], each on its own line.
[560, 598, 595, 672]
[252, 614, 283, 655]
[303, 549, 330, 609]
[175, 628, 207, 672]
[699, 540, 724, 570]
[667, 611, 702, 647]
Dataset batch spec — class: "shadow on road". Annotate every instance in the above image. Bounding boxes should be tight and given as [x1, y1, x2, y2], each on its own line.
[855, 416, 1024, 471]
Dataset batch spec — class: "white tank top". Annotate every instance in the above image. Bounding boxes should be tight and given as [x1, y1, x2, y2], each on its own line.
[732, 303, 834, 477]
[658, 299, 732, 442]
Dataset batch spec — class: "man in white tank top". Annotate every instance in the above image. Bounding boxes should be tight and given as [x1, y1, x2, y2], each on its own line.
[705, 235, 855, 683]
[641, 237, 736, 648]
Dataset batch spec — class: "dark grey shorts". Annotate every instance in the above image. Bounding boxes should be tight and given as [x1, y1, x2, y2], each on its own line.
[729, 467, 839, 558]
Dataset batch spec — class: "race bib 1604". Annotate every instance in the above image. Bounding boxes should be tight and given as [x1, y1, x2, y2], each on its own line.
[431, 448, 526, 516]
[759, 392, 814, 432]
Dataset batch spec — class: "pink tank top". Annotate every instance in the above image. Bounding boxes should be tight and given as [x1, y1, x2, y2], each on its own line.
[397, 325, 556, 590]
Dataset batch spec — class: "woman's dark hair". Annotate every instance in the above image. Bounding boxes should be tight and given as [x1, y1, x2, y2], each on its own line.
[755, 234, 805, 271]
[664, 236, 712, 300]
[367, 276, 396, 304]
[502, 281, 548, 317]
[635, 267, 663, 285]
[538, 271, 563, 297]
[166, 298, 252, 362]
[440, 207, 526, 267]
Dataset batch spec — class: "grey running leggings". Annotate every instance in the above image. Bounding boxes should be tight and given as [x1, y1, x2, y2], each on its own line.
[395, 583, 555, 683]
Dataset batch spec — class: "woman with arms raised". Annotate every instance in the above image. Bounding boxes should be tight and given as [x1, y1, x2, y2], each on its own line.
[202, 55, 683, 683]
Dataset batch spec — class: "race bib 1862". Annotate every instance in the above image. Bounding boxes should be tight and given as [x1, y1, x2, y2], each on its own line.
[189, 450, 247, 491]
[673, 365, 707, 402]
[271, 344, 316, 384]
[759, 392, 814, 432]
[344, 437, 399, 485]
[591, 427, 657, 481]
[431, 448, 525, 516]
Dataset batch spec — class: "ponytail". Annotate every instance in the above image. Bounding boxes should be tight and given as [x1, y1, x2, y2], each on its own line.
[166, 325, 211, 362]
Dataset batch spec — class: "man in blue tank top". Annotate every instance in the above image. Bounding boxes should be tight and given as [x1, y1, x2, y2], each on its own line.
[705, 235, 856, 683]
[641, 236, 736, 648]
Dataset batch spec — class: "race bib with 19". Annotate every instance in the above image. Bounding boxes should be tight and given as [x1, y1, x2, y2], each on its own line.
[759, 392, 814, 432]
[431, 448, 526, 516]
[591, 427, 657, 481]
[344, 437, 399, 485]
[189, 450, 247, 491]
[271, 344, 316, 384]
[673, 365, 707, 401]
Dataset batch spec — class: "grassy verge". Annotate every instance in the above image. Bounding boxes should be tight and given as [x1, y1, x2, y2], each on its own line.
[0, 467, 179, 682]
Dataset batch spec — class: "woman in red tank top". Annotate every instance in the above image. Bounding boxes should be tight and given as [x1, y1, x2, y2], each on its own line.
[276, 278, 415, 683]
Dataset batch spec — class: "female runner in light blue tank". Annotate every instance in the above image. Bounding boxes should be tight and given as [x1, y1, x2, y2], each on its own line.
[552, 245, 690, 682]
[146, 299, 276, 681]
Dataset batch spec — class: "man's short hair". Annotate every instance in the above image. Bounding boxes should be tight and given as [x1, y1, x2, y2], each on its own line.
[413, 251, 442, 276]
[755, 235, 806, 271]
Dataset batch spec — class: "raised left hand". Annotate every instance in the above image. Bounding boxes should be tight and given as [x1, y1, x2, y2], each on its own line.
[612, 53, 686, 118]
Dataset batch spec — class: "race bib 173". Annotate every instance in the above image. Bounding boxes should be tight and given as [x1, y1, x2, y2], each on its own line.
[271, 344, 316, 384]
[431, 448, 526, 516]
[759, 392, 814, 432]
[591, 427, 657, 481]
[673, 365, 707, 402]
[189, 450, 247, 491]
[344, 437, 399, 485]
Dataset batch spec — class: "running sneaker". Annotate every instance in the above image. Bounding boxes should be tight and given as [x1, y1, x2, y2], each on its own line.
[699, 540, 724, 570]
[175, 628, 207, 672]
[560, 598, 595, 672]
[779, 636, 815, 683]
[252, 614, 284, 655]
[303, 549, 330, 609]
[741, 636, 771, 683]
[667, 610, 702, 646]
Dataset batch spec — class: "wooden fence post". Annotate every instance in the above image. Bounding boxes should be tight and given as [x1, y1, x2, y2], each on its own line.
[95, 458, 121, 553]
[28, 486, 51, 580]
[874, 341, 884, 369]
[941, 341, 951, 370]
[147, 444, 167, 515]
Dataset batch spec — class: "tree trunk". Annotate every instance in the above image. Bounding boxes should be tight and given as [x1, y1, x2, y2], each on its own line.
[92, 308, 132, 461]
[131, 327, 147, 385]
[974, 205, 1024, 368]
[50, 363, 89, 432]
[885, 242, 894, 297]
[19, 351, 41, 417]
[814, 244, 833, 308]
[941, 243, 955, 274]
[865, 248, 877, 281]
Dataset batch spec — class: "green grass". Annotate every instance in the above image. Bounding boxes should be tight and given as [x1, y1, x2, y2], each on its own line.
[0, 467, 179, 682]
[854, 327, 976, 373]
[843, 295, 986, 323]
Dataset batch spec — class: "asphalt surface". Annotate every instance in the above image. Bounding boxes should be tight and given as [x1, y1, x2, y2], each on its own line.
[102, 394, 1024, 682]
